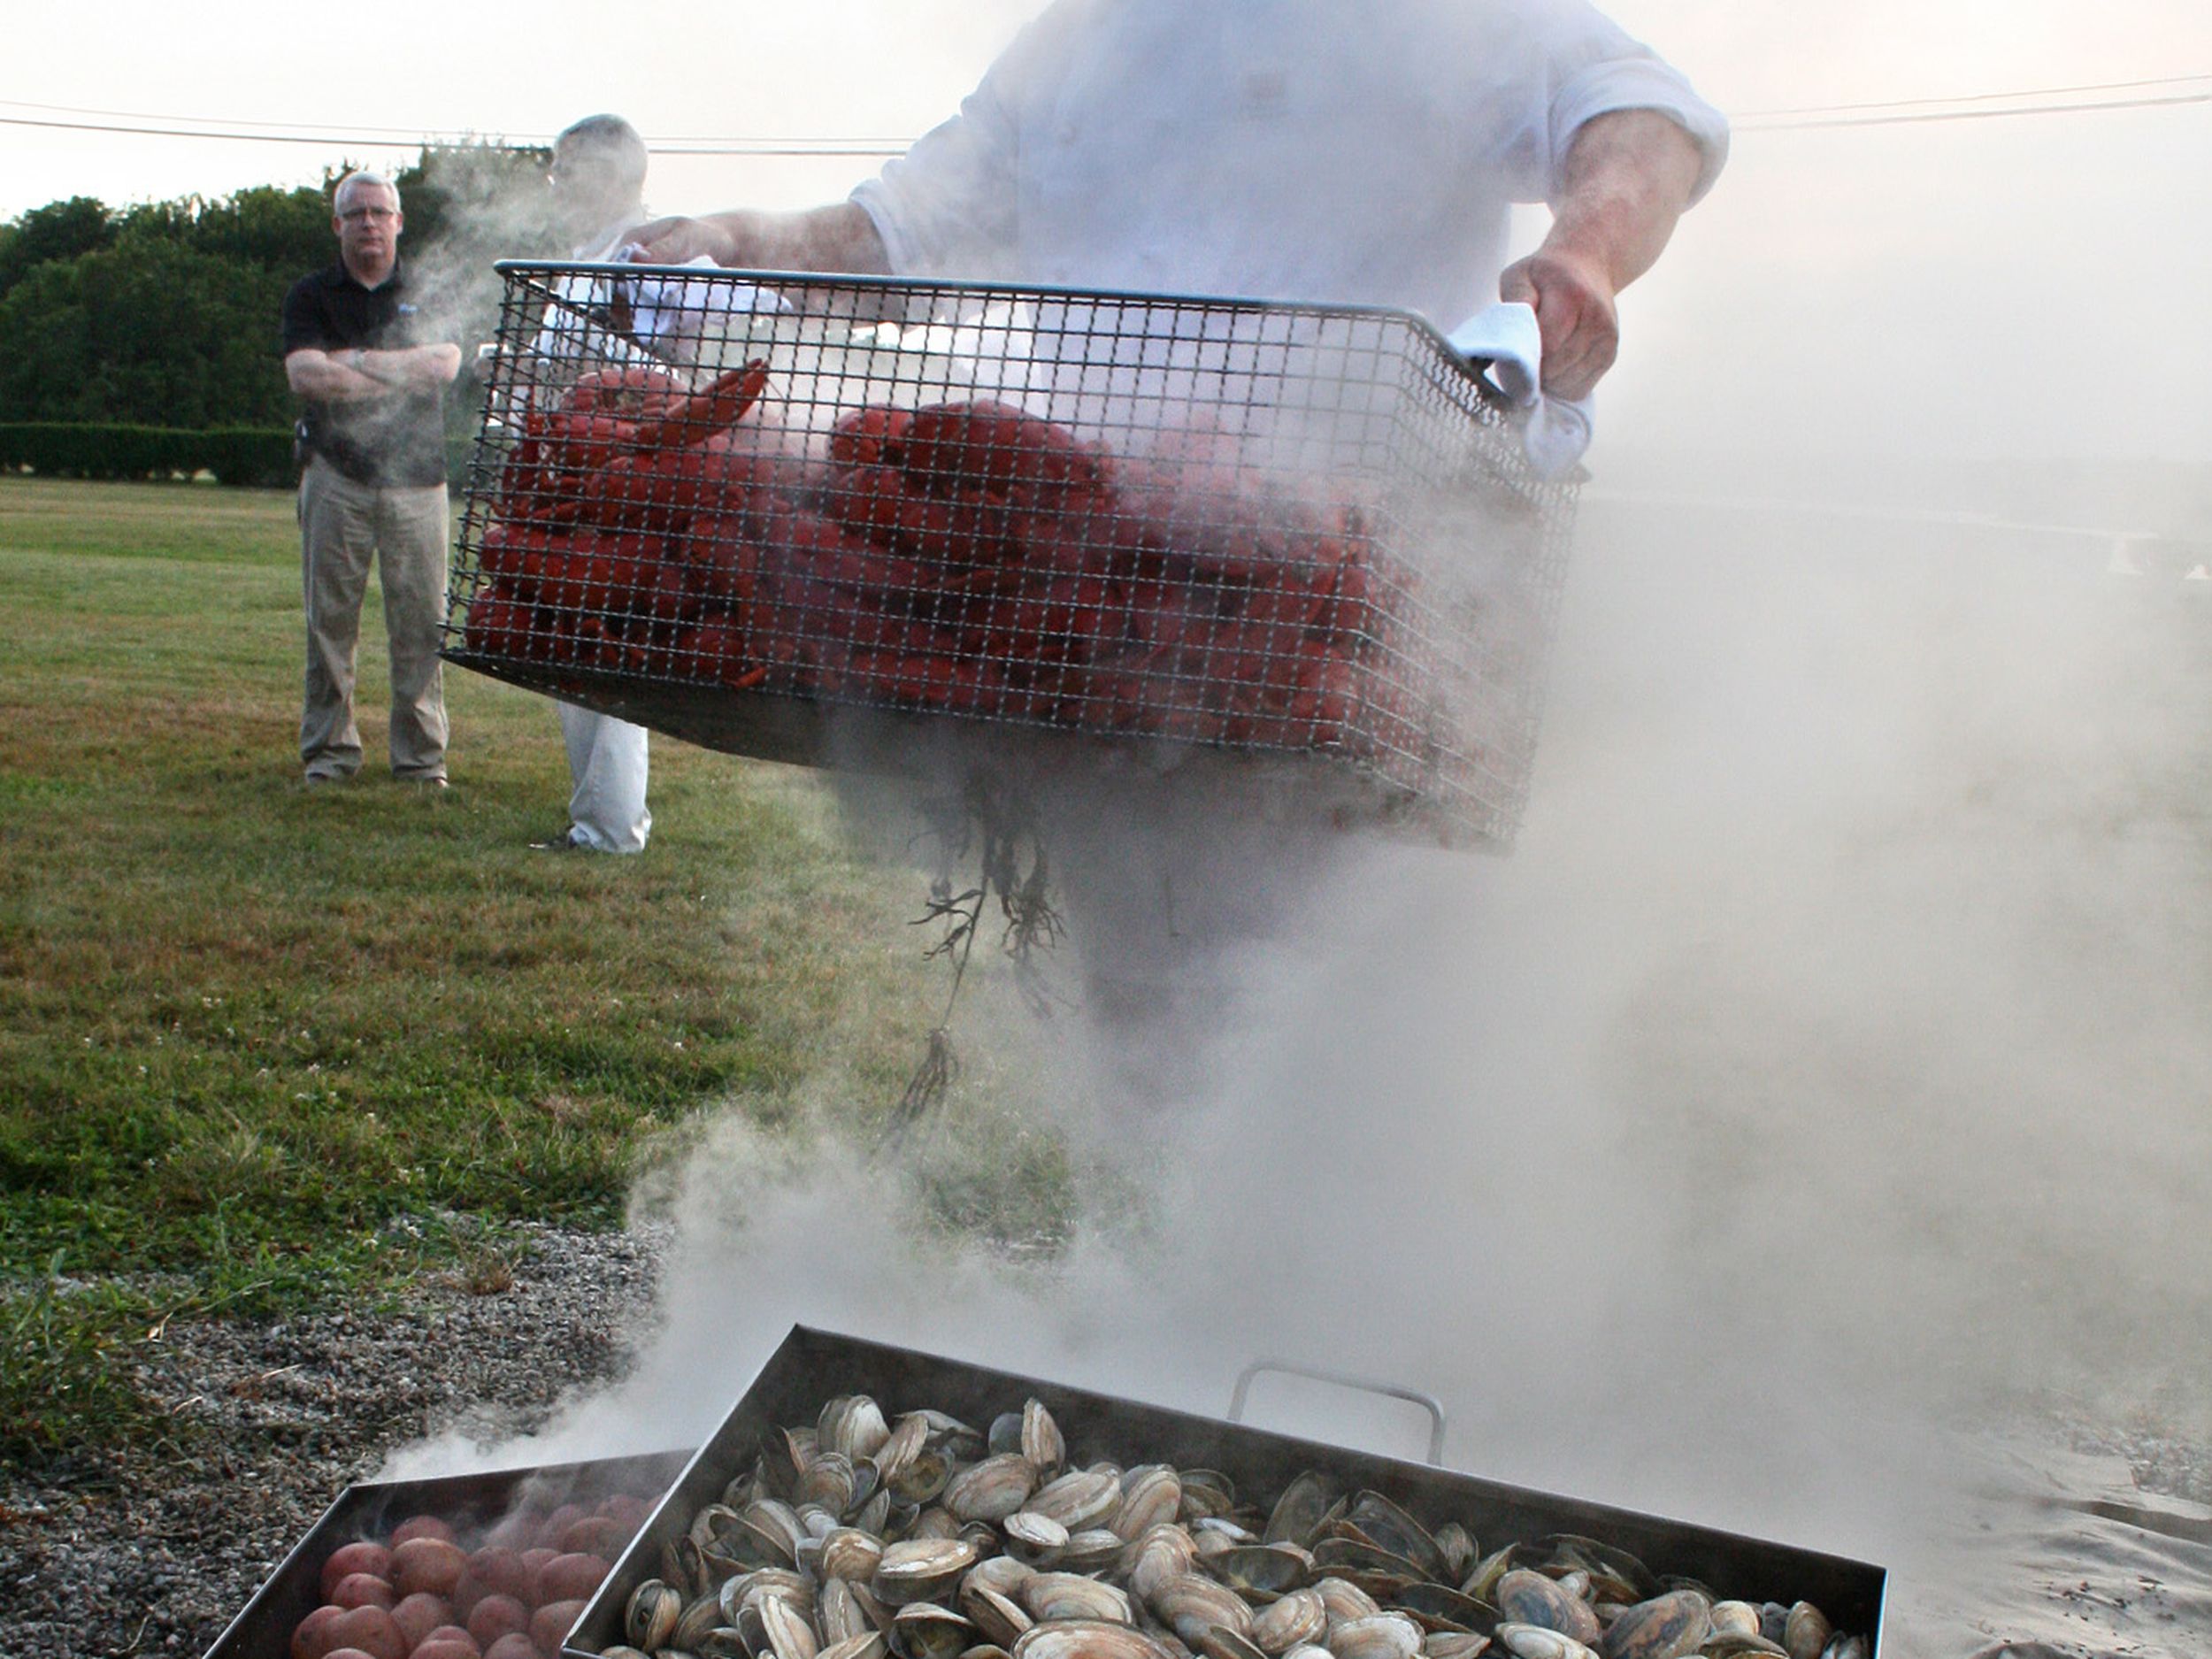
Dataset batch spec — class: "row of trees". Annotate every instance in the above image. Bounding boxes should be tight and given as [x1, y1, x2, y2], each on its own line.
[0, 145, 562, 457]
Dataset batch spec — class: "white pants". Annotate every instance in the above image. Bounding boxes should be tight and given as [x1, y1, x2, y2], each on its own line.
[557, 702, 651, 852]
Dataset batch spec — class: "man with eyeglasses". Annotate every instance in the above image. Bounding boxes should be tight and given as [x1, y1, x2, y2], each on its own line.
[280, 169, 463, 790]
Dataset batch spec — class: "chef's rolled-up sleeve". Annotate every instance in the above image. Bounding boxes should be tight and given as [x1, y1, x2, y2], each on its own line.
[851, 5, 1064, 281]
[1539, 0, 1730, 204]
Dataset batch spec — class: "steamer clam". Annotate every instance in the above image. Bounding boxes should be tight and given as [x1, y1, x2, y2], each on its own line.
[618, 1391, 1870, 1659]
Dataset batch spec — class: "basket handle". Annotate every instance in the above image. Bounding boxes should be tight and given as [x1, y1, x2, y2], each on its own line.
[1225, 1359, 1448, 1466]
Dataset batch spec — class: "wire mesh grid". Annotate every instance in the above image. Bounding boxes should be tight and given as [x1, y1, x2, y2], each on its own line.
[447, 260, 1577, 849]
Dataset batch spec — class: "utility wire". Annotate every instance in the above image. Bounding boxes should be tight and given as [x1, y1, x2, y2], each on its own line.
[1737, 88, 2212, 130]
[1731, 70, 2212, 118]
[4, 73, 2210, 152]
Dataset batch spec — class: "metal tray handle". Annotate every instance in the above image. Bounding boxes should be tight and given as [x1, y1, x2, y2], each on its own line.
[1225, 1359, 1448, 1467]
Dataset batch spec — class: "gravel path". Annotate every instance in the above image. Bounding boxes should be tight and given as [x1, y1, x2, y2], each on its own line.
[0, 1225, 669, 1659]
[4, 1223, 2206, 1659]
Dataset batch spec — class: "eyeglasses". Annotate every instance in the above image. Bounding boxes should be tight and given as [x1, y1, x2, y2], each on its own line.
[339, 206, 398, 223]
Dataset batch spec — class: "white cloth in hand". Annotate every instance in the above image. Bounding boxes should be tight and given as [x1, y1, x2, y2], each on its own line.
[1445, 302, 1594, 482]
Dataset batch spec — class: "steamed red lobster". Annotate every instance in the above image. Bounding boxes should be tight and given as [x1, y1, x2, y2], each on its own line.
[466, 370, 1419, 749]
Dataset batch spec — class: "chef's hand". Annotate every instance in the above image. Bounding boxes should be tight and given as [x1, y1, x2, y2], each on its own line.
[1498, 245, 1617, 403]
[627, 215, 739, 265]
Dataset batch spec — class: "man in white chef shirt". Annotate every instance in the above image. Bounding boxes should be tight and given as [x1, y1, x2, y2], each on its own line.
[634, 0, 1727, 403]
[632, 0, 1728, 1088]
[526, 114, 657, 855]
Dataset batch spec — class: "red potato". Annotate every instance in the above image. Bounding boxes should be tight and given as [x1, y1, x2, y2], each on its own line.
[326, 1604, 408, 1659]
[466, 1594, 532, 1650]
[389, 1516, 458, 1549]
[529, 1601, 587, 1657]
[411, 1639, 482, 1659]
[330, 1574, 397, 1611]
[482, 1634, 543, 1659]
[393, 1594, 454, 1649]
[390, 1537, 470, 1601]
[518, 1548, 559, 1579]
[320, 1543, 395, 1601]
[592, 1494, 652, 1534]
[326, 1648, 385, 1659]
[532, 1553, 610, 1607]
[293, 1602, 349, 1659]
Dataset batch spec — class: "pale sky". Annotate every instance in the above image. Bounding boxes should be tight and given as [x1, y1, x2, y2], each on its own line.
[6, 0, 2211, 465]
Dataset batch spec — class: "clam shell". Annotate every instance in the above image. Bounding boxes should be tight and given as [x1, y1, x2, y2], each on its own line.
[1125, 1525, 1199, 1605]
[819, 1579, 879, 1647]
[820, 1637, 889, 1659]
[959, 1583, 1033, 1650]
[628, 1581, 684, 1653]
[1694, 1637, 1786, 1659]
[874, 1416, 931, 1485]
[1021, 1402, 1066, 1474]
[1196, 1631, 1268, 1659]
[1205, 1544, 1309, 1600]
[1311, 1577, 1380, 1628]
[1710, 1604, 1760, 1641]
[1343, 1494, 1446, 1583]
[1329, 1615, 1424, 1659]
[1010, 1620, 1179, 1659]
[1021, 1572, 1133, 1625]
[1432, 1525, 1477, 1586]
[1532, 1540, 1654, 1607]
[1421, 1638, 1490, 1659]
[672, 1594, 727, 1652]
[1392, 1582, 1492, 1636]
[892, 1602, 975, 1659]
[763, 1595, 821, 1659]
[1593, 1591, 1709, 1659]
[945, 1455, 1039, 1525]
[1029, 1470, 1124, 1533]
[1249, 1589, 1326, 1656]
[1493, 1628, 1597, 1659]
[1177, 1472, 1239, 1523]
[1003, 1511, 1069, 1565]
[1783, 1606, 1832, 1659]
[964, 1556, 1037, 1601]
[1494, 1572, 1600, 1649]
[1149, 1572, 1254, 1647]
[876, 1539, 982, 1608]
[821, 1396, 894, 1463]
[1818, 1638, 1868, 1659]
[823, 1528, 887, 1583]
[1056, 1530, 1128, 1576]
[1112, 1469, 1185, 1543]
[1263, 1474, 1340, 1550]
[799, 1454, 860, 1518]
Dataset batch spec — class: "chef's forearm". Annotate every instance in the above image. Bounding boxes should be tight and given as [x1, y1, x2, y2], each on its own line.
[683, 204, 893, 273]
[1540, 110, 1706, 293]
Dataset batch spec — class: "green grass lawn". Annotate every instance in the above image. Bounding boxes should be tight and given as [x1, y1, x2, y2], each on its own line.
[0, 475, 1079, 1466]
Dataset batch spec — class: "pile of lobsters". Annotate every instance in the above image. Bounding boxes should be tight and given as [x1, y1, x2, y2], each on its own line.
[464, 362, 1426, 754]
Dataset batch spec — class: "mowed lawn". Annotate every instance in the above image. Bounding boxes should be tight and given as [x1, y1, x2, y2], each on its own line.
[0, 475, 1048, 1463]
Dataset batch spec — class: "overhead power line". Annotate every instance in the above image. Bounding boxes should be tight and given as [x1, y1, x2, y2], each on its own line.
[1732, 70, 2212, 118]
[4, 72, 2209, 154]
[1735, 88, 2212, 130]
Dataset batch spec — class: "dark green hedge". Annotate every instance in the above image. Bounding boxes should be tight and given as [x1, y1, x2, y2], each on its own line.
[0, 422, 295, 487]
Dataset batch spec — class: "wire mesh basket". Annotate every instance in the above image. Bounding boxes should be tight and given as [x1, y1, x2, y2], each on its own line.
[447, 260, 1578, 849]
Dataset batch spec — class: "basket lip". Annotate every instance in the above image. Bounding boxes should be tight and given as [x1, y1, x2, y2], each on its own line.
[491, 258, 1486, 384]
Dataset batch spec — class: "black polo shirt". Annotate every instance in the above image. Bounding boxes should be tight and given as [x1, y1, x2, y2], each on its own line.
[280, 258, 449, 488]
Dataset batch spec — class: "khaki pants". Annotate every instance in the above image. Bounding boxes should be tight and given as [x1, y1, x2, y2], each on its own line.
[298, 457, 450, 780]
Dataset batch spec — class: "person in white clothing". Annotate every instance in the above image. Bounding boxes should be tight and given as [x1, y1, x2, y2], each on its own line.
[629, 1, 1729, 1097]
[634, 0, 1726, 399]
[528, 113, 657, 854]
